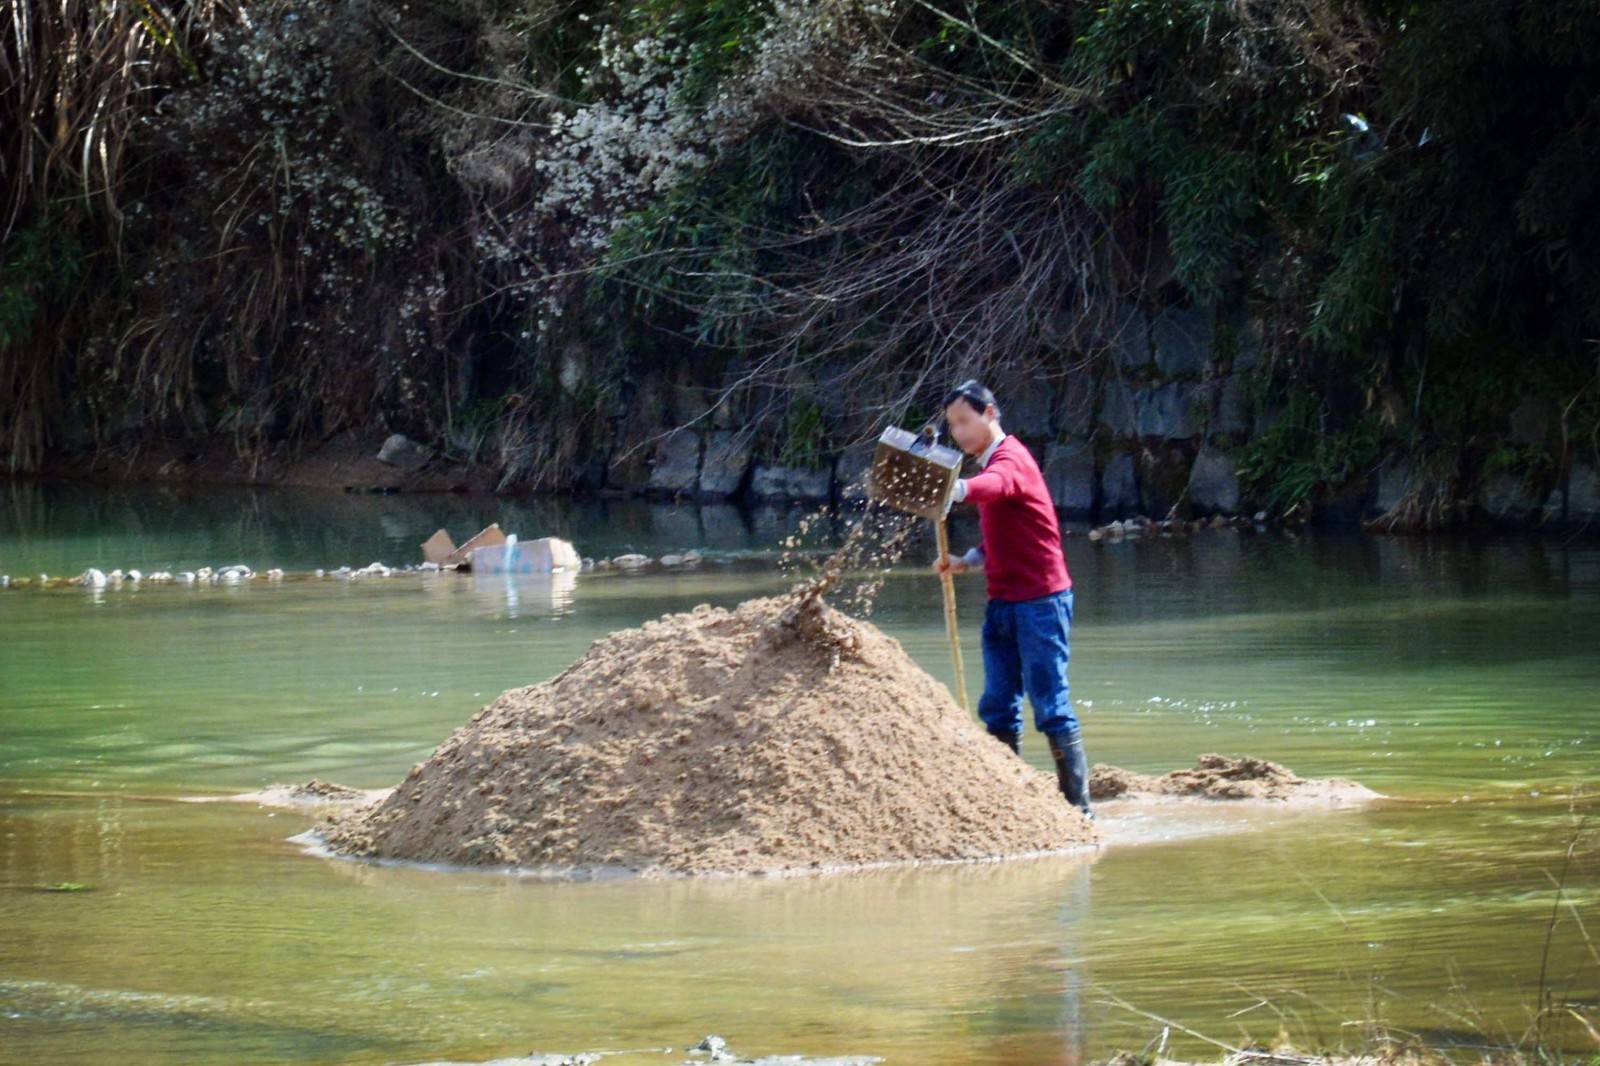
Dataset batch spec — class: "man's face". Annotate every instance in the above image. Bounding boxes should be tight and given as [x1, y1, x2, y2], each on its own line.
[945, 399, 996, 456]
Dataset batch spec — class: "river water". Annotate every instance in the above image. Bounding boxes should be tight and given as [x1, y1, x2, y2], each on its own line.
[1, 482, 1596, 1065]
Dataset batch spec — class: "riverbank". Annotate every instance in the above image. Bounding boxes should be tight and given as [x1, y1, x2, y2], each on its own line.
[10, 433, 1600, 540]
[9, 1, 1600, 552]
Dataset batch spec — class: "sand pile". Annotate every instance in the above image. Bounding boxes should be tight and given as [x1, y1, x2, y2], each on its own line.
[319, 592, 1095, 875]
[1090, 754, 1381, 805]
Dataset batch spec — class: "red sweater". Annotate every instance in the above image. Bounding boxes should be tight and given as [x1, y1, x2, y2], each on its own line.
[962, 436, 1072, 602]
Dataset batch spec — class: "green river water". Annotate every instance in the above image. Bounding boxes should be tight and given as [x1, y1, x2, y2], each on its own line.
[1, 482, 1596, 1066]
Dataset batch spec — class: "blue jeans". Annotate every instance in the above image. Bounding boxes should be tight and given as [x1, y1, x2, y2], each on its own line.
[978, 587, 1078, 739]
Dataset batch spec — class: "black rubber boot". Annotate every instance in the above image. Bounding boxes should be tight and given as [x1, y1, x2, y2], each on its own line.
[986, 726, 1021, 756]
[1046, 730, 1093, 820]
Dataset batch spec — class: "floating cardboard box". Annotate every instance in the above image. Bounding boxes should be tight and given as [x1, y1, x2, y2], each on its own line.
[421, 523, 507, 567]
[467, 536, 581, 575]
[421, 524, 580, 573]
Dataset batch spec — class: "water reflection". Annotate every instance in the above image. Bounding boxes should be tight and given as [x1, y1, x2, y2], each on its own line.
[466, 569, 580, 619]
[0, 479, 862, 577]
[3, 788, 1104, 1065]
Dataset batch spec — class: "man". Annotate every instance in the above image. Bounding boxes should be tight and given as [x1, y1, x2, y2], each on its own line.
[932, 380, 1092, 819]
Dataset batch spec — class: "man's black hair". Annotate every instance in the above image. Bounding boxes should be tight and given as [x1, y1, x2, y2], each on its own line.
[942, 379, 996, 415]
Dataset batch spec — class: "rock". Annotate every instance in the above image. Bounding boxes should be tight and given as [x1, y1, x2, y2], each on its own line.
[611, 553, 651, 570]
[833, 443, 875, 503]
[1109, 304, 1153, 369]
[1139, 445, 1193, 518]
[1251, 402, 1282, 439]
[376, 433, 432, 470]
[813, 361, 858, 426]
[573, 456, 609, 492]
[690, 1035, 736, 1063]
[1100, 380, 1202, 440]
[995, 371, 1054, 436]
[604, 441, 653, 494]
[647, 430, 701, 495]
[670, 383, 722, 426]
[1372, 455, 1417, 516]
[658, 551, 703, 569]
[1042, 442, 1096, 518]
[1100, 452, 1139, 519]
[1149, 306, 1211, 378]
[1213, 374, 1248, 437]
[1508, 396, 1553, 446]
[698, 430, 752, 498]
[1227, 313, 1263, 371]
[1189, 447, 1240, 515]
[1480, 470, 1544, 525]
[1136, 383, 1202, 439]
[1054, 365, 1098, 437]
[1550, 462, 1600, 528]
[750, 464, 832, 501]
[1100, 378, 1139, 437]
[76, 568, 107, 588]
[1094, 377, 1132, 435]
[1572, 462, 1600, 517]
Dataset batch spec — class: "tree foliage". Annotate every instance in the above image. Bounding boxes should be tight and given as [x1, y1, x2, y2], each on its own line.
[2, 0, 1597, 501]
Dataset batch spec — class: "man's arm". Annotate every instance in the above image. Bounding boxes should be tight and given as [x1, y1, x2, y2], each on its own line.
[952, 454, 1020, 505]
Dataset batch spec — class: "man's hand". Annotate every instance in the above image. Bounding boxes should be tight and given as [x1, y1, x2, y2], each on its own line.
[942, 478, 968, 518]
[933, 553, 969, 576]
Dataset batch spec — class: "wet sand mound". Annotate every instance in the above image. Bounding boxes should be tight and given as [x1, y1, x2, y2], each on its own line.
[318, 593, 1096, 876]
[1090, 754, 1381, 805]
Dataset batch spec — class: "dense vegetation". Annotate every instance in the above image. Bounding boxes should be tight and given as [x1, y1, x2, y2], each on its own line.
[3, 0, 1598, 524]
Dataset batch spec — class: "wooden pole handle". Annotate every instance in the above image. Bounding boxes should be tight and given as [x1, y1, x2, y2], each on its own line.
[934, 518, 970, 712]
